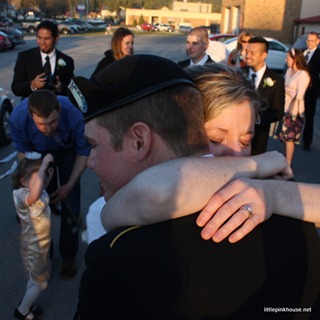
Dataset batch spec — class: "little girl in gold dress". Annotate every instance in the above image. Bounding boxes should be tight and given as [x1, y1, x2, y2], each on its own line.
[12, 152, 54, 320]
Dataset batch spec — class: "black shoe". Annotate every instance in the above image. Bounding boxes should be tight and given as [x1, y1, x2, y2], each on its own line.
[60, 259, 77, 279]
[14, 308, 39, 320]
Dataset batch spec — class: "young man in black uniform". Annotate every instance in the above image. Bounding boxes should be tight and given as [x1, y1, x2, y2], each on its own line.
[68, 54, 320, 319]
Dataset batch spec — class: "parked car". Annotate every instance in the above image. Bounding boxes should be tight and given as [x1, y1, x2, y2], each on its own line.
[224, 36, 289, 72]
[154, 23, 173, 32]
[178, 25, 192, 34]
[293, 34, 320, 50]
[0, 17, 13, 27]
[21, 21, 40, 34]
[138, 23, 158, 32]
[63, 20, 85, 32]
[0, 31, 12, 51]
[56, 20, 80, 34]
[0, 88, 14, 146]
[209, 33, 237, 43]
[0, 27, 25, 49]
[87, 19, 106, 28]
[71, 19, 93, 32]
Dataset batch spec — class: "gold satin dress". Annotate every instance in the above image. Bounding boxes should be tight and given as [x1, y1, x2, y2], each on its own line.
[13, 188, 51, 283]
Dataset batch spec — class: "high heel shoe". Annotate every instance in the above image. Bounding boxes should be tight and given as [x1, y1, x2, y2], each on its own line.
[14, 308, 38, 320]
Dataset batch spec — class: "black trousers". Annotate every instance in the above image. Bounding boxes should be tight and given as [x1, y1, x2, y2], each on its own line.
[303, 89, 319, 147]
[251, 124, 271, 155]
[45, 150, 81, 260]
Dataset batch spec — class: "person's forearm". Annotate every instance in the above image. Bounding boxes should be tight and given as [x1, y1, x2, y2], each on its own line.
[266, 180, 320, 223]
[26, 166, 47, 205]
[102, 151, 291, 230]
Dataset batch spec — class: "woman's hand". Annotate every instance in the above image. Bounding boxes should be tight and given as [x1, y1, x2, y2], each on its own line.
[196, 178, 274, 243]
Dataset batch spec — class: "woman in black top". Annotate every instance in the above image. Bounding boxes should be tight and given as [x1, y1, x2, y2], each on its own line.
[91, 27, 134, 78]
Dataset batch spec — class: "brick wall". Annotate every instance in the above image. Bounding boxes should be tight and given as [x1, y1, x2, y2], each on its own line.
[222, 0, 302, 44]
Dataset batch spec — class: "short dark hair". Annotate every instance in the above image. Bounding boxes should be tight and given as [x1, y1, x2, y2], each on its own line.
[248, 36, 269, 53]
[95, 85, 208, 157]
[36, 20, 59, 38]
[28, 89, 60, 117]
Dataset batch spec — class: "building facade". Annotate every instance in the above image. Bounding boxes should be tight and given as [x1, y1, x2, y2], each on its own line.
[125, 3, 221, 31]
[221, 0, 305, 44]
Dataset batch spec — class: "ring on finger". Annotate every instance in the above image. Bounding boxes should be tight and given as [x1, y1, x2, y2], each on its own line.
[240, 205, 254, 219]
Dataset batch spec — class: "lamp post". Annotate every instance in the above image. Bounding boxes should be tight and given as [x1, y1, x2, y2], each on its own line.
[85, 0, 89, 18]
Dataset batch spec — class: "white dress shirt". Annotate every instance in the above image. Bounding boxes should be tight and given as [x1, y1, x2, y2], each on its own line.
[40, 50, 56, 74]
[249, 64, 266, 88]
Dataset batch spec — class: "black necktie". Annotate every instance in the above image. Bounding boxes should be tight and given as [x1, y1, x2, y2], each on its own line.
[251, 73, 257, 86]
[305, 51, 310, 63]
[43, 56, 51, 75]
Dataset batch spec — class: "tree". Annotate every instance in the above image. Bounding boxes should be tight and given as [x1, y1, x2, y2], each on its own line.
[138, 14, 144, 24]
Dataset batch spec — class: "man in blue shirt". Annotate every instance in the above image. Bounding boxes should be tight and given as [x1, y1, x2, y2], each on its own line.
[10, 89, 90, 279]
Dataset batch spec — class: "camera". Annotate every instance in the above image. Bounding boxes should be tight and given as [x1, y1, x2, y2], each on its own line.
[42, 74, 56, 90]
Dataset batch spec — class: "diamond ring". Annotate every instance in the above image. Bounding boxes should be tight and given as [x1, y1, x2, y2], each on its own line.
[240, 205, 254, 218]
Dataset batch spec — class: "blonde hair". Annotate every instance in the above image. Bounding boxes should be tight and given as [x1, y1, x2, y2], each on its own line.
[186, 64, 261, 123]
[237, 31, 253, 50]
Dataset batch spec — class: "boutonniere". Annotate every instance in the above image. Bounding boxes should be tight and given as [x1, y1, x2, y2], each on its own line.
[57, 58, 67, 70]
[263, 77, 276, 88]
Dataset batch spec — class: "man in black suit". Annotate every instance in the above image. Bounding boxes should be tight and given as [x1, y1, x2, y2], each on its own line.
[245, 37, 285, 155]
[12, 20, 74, 99]
[68, 55, 320, 319]
[302, 31, 320, 150]
[178, 27, 214, 68]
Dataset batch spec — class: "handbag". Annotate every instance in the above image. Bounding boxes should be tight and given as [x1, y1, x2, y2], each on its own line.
[280, 96, 304, 141]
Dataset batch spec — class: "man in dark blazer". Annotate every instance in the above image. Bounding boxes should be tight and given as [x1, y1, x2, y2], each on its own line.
[302, 31, 320, 150]
[244, 37, 285, 155]
[178, 27, 215, 68]
[68, 55, 320, 319]
[12, 20, 74, 99]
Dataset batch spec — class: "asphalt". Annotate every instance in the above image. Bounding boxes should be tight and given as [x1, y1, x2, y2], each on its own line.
[0, 33, 319, 319]
[1, 102, 319, 320]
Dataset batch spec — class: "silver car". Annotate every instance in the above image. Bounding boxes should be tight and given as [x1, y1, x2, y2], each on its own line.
[0, 88, 14, 146]
[154, 23, 173, 32]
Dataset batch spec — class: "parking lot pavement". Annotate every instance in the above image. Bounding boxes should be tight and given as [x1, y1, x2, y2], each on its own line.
[0, 33, 319, 319]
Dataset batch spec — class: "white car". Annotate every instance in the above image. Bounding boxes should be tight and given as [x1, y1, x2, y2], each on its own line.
[224, 37, 289, 72]
[0, 88, 14, 146]
[154, 23, 173, 32]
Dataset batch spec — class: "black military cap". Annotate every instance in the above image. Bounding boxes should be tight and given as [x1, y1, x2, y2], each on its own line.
[68, 54, 196, 122]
